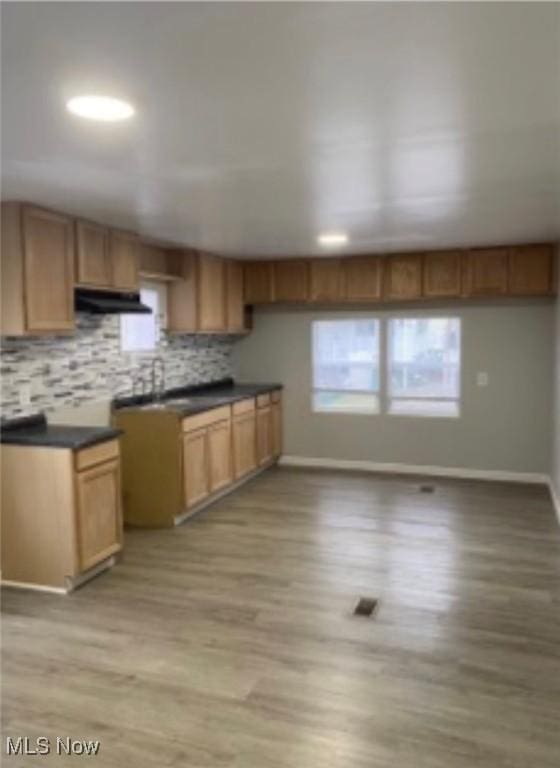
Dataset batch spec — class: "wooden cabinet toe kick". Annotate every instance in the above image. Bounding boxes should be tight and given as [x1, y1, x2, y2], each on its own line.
[1, 553, 119, 595]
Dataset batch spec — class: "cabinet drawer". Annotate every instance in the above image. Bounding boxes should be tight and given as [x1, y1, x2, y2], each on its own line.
[271, 390, 281, 403]
[182, 405, 231, 433]
[257, 393, 270, 408]
[75, 439, 120, 472]
[232, 398, 255, 416]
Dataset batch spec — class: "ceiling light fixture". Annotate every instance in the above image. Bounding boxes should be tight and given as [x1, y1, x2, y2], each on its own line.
[317, 232, 349, 247]
[66, 95, 135, 122]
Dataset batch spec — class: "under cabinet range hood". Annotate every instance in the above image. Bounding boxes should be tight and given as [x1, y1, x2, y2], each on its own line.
[75, 289, 152, 315]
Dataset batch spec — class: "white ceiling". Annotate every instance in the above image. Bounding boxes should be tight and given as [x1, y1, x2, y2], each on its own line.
[2, 2, 559, 257]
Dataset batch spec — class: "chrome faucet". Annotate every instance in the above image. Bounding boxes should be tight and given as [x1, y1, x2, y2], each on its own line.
[151, 357, 166, 402]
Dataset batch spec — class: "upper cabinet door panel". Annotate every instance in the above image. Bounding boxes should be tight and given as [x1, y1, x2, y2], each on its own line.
[343, 256, 382, 301]
[273, 260, 308, 302]
[75, 220, 111, 288]
[109, 231, 139, 292]
[244, 262, 274, 304]
[384, 254, 422, 300]
[464, 248, 508, 296]
[423, 251, 462, 298]
[309, 259, 344, 302]
[198, 252, 226, 331]
[226, 260, 245, 331]
[23, 206, 75, 331]
[508, 245, 554, 296]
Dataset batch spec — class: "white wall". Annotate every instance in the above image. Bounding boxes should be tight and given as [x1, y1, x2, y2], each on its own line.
[235, 301, 554, 475]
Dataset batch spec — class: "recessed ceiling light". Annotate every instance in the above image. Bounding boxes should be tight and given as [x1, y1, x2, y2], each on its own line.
[66, 95, 135, 122]
[317, 232, 349, 247]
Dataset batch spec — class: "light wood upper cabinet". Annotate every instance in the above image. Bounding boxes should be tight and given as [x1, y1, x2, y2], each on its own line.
[343, 256, 383, 302]
[244, 261, 274, 304]
[273, 260, 309, 302]
[208, 419, 233, 493]
[232, 405, 257, 480]
[384, 254, 423, 301]
[1, 203, 75, 335]
[139, 243, 182, 282]
[423, 251, 462, 298]
[75, 457, 122, 572]
[198, 252, 226, 331]
[309, 259, 345, 302]
[183, 427, 210, 508]
[109, 230, 140, 292]
[167, 249, 198, 333]
[75, 220, 111, 288]
[226, 260, 245, 332]
[508, 245, 554, 296]
[464, 247, 508, 296]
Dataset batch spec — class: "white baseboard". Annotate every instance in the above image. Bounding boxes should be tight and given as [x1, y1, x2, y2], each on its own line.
[279, 455, 549, 485]
[548, 479, 560, 526]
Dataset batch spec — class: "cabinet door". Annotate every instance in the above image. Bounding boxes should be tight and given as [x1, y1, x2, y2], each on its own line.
[343, 256, 382, 301]
[208, 419, 233, 492]
[508, 245, 554, 296]
[309, 259, 344, 302]
[167, 250, 198, 332]
[75, 459, 122, 572]
[198, 252, 226, 331]
[232, 411, 257, 479]
[256, 405, 272, 465]
[76, 220, 111, 287]
[183, 427, 210, 508]
[244, 262, 274, 304]
[271, 399, 282, 458]
[384, 254, 422, 300]
[109, 230, 139, 291]
[226, 260, 245, 332]
[464, 248, 508, 296]
[423, 251, 462, 298]
[22, 206, 75, 332]
[273, 261, 309, 302]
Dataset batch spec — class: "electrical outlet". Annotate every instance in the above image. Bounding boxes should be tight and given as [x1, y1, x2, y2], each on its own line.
[19, 383, 32, 407]
[476, 371, 489, 387]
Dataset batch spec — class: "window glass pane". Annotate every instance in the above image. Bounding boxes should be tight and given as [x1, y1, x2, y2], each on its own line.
[313, 320, 380, 392]
[389, 317, 460, 399]
[120, 284, 159, 352]
[313, 391, 379, 414]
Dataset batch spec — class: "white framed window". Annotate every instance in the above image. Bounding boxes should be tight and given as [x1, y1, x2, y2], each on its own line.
[388, 317, 461, 417]
[120, 280, 167, 353]
[312, 319, 380, 414]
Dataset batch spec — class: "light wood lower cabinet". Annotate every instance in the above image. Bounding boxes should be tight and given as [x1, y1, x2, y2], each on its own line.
[116, 394, 282, 527]
[256, 404, 273, 465]
[1, 439, 123, 590]
[271, 397, 282, 458]
[183, 427, 210, 508]
[208, 419, 233, 492]
[232, 404, 257, 480]
[75, 457, 122, 571]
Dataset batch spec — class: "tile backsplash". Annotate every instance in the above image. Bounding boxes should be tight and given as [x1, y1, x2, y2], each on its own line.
[1, 314, 235, 419]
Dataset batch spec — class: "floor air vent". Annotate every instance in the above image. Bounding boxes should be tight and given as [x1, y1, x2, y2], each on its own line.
[353, 597, 378, 617]
[419, 484, 435, 493]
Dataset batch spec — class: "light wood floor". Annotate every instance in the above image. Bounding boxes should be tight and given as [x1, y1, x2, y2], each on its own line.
[2, 467, 560, 767]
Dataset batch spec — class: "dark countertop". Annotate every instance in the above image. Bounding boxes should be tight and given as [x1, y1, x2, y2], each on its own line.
[113, 378, 283, 417]
[0, 414, 122, 450]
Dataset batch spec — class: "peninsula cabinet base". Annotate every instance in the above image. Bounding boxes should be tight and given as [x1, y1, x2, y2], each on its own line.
[0, 441, 123, 592]
[2, 555, 118, 595]
[173, 456, 279, 526]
